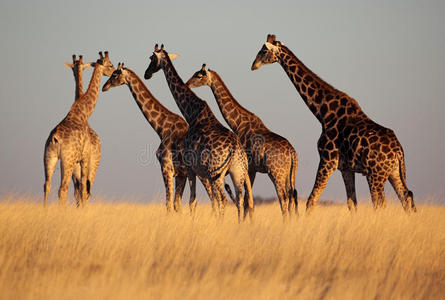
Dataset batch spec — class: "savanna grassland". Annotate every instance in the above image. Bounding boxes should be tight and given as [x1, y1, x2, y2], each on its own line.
[0, 197, 444, 300]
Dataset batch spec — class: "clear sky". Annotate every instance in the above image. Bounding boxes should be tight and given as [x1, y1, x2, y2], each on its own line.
[1, 0, 444, 205]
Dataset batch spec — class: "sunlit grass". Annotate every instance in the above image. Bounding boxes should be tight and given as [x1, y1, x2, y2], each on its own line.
[0, 197, 443, 299]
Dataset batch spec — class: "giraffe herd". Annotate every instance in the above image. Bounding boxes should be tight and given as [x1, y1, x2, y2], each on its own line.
[43, 34, 416, 219]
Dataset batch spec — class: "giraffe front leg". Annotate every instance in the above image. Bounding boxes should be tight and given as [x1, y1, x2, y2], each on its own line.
[174, 176, 187, 213]
[306, 158, 338, 213]
[161, 169, 175, 213]
[341, 170, 357, 212]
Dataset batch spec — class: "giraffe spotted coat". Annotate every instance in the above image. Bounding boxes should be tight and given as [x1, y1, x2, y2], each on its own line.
[64, 54, 101, 206]
[186, 64, 298, 219]
[144, 45, 254, 221]
[43, 52, 114, 207]
[252, 34, 415, 213]
[102, 63, 216, 212]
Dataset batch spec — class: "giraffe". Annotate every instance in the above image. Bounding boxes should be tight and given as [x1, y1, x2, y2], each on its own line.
[64, 55, 101, 206]
[144, 44, 254, 221]
[251, 34, 415, 213]
[186, 64, 299, 219]
[43, 51, 114, 207]
[102, 62, 216, 213]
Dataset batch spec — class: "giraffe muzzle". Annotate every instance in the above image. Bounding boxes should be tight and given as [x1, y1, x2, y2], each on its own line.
[102, 82, 111, 92]
[251, 60, 261, 71]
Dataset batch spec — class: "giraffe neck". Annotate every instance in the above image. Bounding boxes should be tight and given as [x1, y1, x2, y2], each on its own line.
[74, 67, 83, 100]
[162, 56, 216, 126]
[125, 69, 186, 139]
[277, 44, 365, 128]
[208, 70, 268, 134]
[67, 64, 103, 124]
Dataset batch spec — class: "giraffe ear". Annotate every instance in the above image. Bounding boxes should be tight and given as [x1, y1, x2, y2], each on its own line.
[64, 62, 73, 69]
[168, 53, 179, 60]
[83, 62, 92, 69]
[264, 42, 278, 51]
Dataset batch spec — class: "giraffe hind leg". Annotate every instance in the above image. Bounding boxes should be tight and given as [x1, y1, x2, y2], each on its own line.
[210, 177, 228, 220]
[286, 176, 298, 218]
[224, 182, 236, 205]
[243, 170, 256, 220]
[85, 151, 100, 205]
[198, 176, 216, 216]
[366, 175, 386, 210]
[388, 171, 416, 213]
[289, 188, 298, 217]
[58, 159, 75, 206]
[243, 173, 254, 221]
[269, 171, 289, 221]
[288, 150, 299, 217]
[79, 160, 90, 208]
[43, 150, 58, 207]
[188, 173, 198, 217]
[72, 163, 81, 207]
[229, 170, 246, 223]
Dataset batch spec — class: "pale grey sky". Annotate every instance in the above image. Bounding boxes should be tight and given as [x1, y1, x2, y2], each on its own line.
[1, 0, 444, 204]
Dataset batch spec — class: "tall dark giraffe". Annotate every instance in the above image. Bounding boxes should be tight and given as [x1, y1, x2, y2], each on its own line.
[64, 55, 101, 206]
[251, 34, 415, 212]
[144, 44, 253, 221]
[187, 64, 298, 219]
[44, 52, 114, 206]
[102, 63, 214, 213]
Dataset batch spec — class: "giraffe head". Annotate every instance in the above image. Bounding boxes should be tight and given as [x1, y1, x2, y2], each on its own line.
[251, 34, 281, 71]
[91, 51, 115, 77]
[144, 44, 179, 80]
[186, 64, 212, 89]
[64, 54, 92, 74]
[102, 63, 129, 92]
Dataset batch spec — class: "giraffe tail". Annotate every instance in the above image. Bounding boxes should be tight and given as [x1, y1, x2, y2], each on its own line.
[398, 151, 416, 212]
[288, 149, 299, 215]
[210, 151, 232, 180]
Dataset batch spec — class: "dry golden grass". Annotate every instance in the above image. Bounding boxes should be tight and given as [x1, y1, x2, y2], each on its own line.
[0, 197, 444, 300]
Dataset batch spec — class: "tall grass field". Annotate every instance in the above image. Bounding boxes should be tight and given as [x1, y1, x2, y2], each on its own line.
[0, 197, 444, 299]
